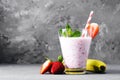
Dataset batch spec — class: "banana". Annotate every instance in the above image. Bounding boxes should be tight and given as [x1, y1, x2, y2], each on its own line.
[86, 59, 107, 73]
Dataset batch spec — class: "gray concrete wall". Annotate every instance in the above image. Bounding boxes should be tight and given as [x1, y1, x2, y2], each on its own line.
[0, 0, 120, 64]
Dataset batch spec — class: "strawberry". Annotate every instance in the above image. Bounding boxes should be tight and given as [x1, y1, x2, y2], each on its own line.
[50, 61, 65, 74]
[40, 59, 52, 74]
[86, 23, 99, 39]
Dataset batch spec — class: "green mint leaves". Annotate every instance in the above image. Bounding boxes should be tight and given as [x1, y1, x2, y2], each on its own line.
[59, 23, 81, 37]
[72, 30, 81, 37]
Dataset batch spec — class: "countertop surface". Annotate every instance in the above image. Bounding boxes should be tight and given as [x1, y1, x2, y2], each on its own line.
[0, 64, 120, 80]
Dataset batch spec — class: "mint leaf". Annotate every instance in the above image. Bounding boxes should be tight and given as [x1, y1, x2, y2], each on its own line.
[65, 23, 72, 37]
[71, 30, 81, 37]
[66, 23, 71, 30]
[63, 31, 67, 37]
[59, 28, 62, 36]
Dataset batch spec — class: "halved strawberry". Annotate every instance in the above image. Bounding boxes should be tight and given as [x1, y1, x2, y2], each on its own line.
[86, 23, 99, 39]
[40, 59, 52, 74]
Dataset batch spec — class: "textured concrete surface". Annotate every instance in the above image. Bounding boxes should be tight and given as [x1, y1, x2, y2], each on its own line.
[0, 0, 120, 64]
[0, 64, 120, 80]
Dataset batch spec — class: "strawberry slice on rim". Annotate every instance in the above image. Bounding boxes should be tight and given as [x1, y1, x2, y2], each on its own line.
[86, 23, 99, 39]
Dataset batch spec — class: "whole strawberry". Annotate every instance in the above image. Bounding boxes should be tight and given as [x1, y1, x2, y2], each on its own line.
[51, 61, 65, 74]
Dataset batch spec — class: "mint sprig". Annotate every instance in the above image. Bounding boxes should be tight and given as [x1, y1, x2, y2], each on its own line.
[59, 23, 81, 37]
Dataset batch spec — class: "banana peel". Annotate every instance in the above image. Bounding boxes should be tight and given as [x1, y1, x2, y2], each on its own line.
[86, 59, 107, 73]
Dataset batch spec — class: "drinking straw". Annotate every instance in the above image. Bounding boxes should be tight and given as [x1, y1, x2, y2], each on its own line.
[82, 11, 94, 37]
[82, 29, 87, 37]
[85, 11, 94, 28]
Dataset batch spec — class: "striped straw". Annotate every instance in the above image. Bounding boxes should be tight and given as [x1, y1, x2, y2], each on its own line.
[82, 11, 94, 37]
[85, 11, 94, 28]
[87, 11, 94, 24]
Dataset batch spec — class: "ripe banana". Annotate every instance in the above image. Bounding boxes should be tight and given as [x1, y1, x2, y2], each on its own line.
[86, 59, 107, 73]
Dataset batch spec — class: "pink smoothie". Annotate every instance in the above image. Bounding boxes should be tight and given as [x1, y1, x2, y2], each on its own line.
[59, 37, 92, 69]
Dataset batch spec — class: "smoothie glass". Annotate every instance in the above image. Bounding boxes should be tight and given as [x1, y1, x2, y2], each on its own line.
[59, 29, 92, 74]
